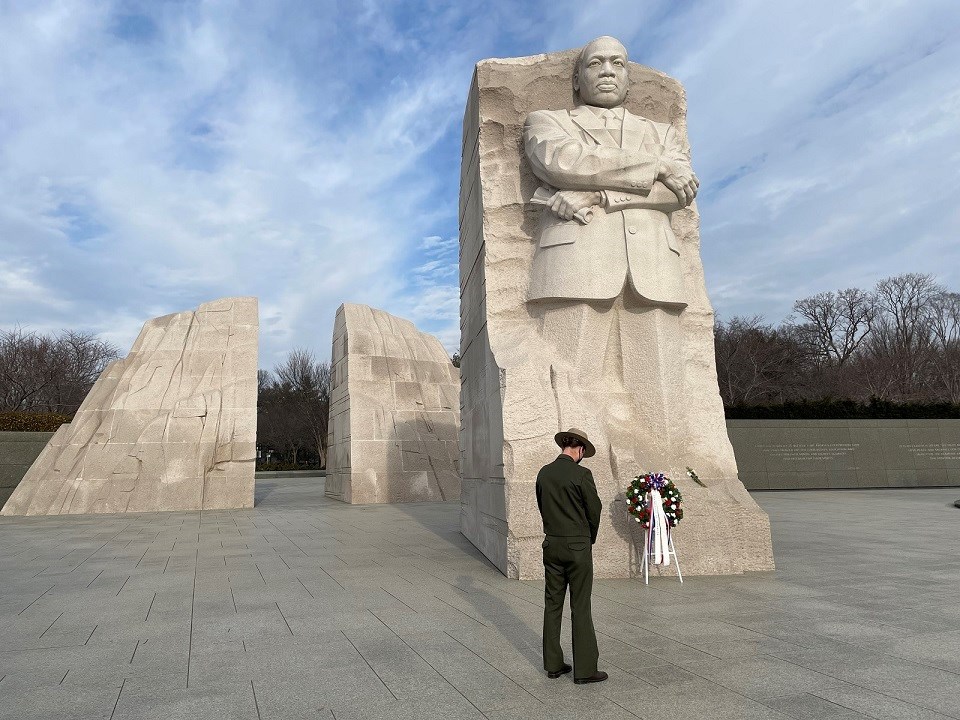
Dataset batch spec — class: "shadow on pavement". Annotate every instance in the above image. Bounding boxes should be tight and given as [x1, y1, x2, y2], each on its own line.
[456, 573, 544, 671]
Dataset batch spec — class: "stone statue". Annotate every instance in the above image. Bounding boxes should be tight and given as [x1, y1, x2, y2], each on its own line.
[525, 36, 699, 306]
[458, 38, 774, 579]
[522, 36, 703, 487]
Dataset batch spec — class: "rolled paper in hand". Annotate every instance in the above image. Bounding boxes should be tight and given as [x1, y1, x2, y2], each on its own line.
[531, 186, 593, 225]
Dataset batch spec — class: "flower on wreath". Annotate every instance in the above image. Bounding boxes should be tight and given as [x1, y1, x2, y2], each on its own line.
[624, 472, 684, 528]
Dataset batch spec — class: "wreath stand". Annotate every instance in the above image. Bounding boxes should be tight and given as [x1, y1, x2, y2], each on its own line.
[639, 520, 683, 585]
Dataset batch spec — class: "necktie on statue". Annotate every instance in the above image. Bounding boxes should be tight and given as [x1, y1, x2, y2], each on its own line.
[600, 109, 621, 145]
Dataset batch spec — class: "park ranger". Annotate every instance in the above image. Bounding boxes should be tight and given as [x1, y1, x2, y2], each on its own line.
[535, 428, 607, 684]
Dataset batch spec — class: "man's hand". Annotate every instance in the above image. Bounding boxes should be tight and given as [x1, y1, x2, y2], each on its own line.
[548, 190, 602, 221]
[657, 159, 699, 208]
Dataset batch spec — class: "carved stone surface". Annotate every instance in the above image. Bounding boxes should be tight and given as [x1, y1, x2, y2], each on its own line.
[0, 431, 56, 507]
[325, 303, 460, 504]
[729, 419, 960, 489]
[1, 298, 258, 515]
[459, 41, 775, 579]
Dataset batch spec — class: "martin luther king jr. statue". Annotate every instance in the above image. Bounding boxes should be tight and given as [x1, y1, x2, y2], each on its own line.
[524, 35, 700, 474]
[457, 36, 775, 579]
[525, 36, 699, 308]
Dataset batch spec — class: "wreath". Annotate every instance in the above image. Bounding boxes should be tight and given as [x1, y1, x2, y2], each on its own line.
[625, 473, 684, 528]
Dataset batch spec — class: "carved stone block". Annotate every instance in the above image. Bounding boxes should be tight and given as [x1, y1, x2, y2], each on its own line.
[458, 46, 775, 578]
[1, 298, 258, 515]
[325, 304, 460, 504]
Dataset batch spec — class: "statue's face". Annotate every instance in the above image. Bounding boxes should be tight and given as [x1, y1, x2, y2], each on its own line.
[574, 37, 629, 108]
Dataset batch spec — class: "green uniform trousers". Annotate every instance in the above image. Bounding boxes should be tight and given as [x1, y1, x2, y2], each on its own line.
[542, 534, 599, 679]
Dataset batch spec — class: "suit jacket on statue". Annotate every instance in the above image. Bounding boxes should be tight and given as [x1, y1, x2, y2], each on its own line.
[523, 105, 691, 306]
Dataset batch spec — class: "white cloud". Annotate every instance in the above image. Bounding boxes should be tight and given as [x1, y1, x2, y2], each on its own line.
[0, 0, 483, 367]
[2, 0, 958, 372]
[399, 234, 460, 353]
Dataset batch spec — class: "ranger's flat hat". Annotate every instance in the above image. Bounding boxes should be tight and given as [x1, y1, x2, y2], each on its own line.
[554, 428, 596, 458]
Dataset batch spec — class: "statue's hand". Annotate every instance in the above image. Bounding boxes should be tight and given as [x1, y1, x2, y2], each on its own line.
[657, 159, 699, 207]
[548, 190, 602, 221]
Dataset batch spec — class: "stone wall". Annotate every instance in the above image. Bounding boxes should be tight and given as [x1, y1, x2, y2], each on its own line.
[0, 432, 56, 507]
[729, 419, 960, 489]
[459, 49, 774, 579]
[326, 304, 460, 504]
[2, 297, 258, 516]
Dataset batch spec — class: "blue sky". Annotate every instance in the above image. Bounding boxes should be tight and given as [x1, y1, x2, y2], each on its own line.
[2, 0, 959, 370]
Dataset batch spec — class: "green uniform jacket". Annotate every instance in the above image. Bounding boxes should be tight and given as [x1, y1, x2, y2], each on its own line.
[535, 455, 603, 544]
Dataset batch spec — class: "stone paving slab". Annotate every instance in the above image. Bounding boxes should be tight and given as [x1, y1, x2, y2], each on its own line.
[1, 479, 959, 719]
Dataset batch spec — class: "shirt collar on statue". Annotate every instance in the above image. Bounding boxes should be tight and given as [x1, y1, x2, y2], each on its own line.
[586, 105, 624, 120]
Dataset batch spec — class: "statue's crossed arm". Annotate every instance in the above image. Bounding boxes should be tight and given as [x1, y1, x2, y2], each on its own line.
[524, 110, 699, 223]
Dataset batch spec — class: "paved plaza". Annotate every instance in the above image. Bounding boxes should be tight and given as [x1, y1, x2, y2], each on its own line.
[1, 478, 959, 720]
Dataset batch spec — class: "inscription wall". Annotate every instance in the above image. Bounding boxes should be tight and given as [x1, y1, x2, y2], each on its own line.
[728, 420, 960, 489]
[0, 432, 56, 506]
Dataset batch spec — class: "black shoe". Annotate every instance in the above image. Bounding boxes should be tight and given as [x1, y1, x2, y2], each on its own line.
[547, 663, 572, 679]
[574, 671, 608, 684]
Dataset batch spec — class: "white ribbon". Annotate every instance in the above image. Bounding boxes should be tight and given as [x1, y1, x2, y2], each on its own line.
[648, 489, 671, 566]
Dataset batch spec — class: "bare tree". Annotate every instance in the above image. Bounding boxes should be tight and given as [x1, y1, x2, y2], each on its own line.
[49, 331, 119, 412]
[928, 291, 960, 402]
[258, 369, 272, 394]
[714, 316, 809, 406]
[791, 288, 875, 367]
[257, 376, 309, 466]
[256, 349, 332, 468]
[0, 327, 118, 413]
[865, 273, 943, 400]
[0, 327, 62, 410]
[716, 274, 960, 408]
[274, 348, 332, 467]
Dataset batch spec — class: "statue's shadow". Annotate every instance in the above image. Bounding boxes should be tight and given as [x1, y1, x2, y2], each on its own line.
[455, 574, 544, 671]
[608, 498, 644, 577]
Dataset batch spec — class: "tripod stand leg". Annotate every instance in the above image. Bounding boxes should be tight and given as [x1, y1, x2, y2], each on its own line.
[643, 525, 650, 585]
[669, 530, 683, 583]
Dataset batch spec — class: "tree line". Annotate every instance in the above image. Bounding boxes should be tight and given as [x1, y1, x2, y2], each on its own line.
[0, 327, 333, 468]
[4, 271, 957, 450]
[0, 327, 119, 414]
[716, 273, 960, 407]
[256, 349, 331, 469]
